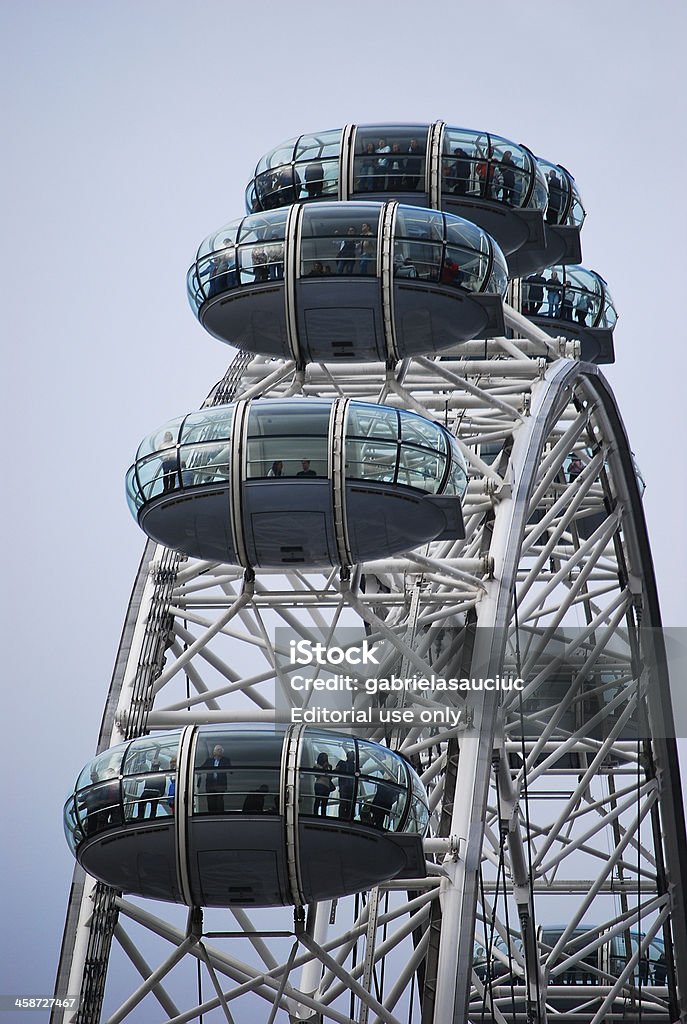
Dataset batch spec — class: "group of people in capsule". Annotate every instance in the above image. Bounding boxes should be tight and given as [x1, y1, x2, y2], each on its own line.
[523, 271, 596, 325]
[79, 743, 401, 836]
[256, 134, 527, 206]
[203, 223, 472, 296]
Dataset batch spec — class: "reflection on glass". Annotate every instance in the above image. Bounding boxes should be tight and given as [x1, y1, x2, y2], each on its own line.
[393, 207, 505, 295]
[402, 414, 447, 451]
[192, 769, 281, 815]
[347, 403, 398, 441]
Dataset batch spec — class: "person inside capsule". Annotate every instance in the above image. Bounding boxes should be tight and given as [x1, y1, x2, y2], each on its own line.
[199, 744, 231, 814]
[296, 458, 316, 477]
[79, 767, 121, 837]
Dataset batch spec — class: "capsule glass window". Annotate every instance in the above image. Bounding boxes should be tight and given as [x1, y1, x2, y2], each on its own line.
[600, 289, 617, 328]
[393, 209, 443, 279]
[293, 129, 342, 201]
[73, 746, 127, 839]
[126, 408, 234, 510]
[542, 163, 567, 225]
[401, 412, 447, 452]
[75, 747, 126, 793]
[567, 184, 585, 228]
[344, 404, 451, 495]
[393, 207, 495, 293]
[298, 732, 356, 821]
[190, 246, 238, 311]
[441, 128, 535, 208]
[398, 413, 448, 493]
[237, 211, 287, 285]
[245, 400, 330, 479]
[122, 736, 179, 775]
[406, 772, 430, 834]
[120, 735, 179, 823]
[178, 447, 233, 490]
[250, 138, 307, 211]
[297, 732, 418, 833]
[256, 140, 297, 174]
[63, 797, 82, 853]
[75, 780, 123, 838]
[352, 125, 428, 195]
[441, 128, 485, 195]
[345, 403, 399, 482]
[559, 267, 600, 326]
[444, 438, 468, 496]
[192, 729, 283, 816]
[135, 416, 185, 461]
[300, 205, 381, 278]
[539, 160, 585, 229]
[260, 166, 300, 210]
[488, 138, 530, 208]
[356, 739, 409, 830]
[196, 219, 242, 261]
[191, 211, 287, 305]
[356, 776, 407, 831]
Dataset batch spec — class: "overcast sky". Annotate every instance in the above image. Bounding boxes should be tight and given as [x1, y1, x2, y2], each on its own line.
[2, 0, 686, 1014]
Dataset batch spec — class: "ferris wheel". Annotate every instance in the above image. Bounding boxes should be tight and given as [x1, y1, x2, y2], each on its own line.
[53, 122, 687, 1024]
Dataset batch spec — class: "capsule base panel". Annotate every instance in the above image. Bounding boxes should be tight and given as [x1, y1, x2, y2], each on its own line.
[442, 198, 544, 258]
[243, 480, 338, 566]
[298, 277, 384, 361]
[298, 823, 426, 903]
[345, 487, 463, 560]
[201, 286, 289, 357]
[140, 488, 236, 563]
[507, 224, 583, 278]
[425, 494, 465, 540]
[79, 822, 182, 904]
[528, 318, 615, 365]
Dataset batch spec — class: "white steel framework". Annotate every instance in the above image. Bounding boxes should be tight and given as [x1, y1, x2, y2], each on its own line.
[53, 312, 687, 1024]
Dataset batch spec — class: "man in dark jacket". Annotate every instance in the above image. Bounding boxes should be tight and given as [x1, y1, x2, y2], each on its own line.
[200, 744, 231, 813]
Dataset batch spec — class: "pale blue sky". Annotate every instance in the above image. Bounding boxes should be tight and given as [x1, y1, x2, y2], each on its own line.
[2, 0, 685, 1013]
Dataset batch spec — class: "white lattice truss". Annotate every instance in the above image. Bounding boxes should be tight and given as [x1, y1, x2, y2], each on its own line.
[55, 310, 687, 1024]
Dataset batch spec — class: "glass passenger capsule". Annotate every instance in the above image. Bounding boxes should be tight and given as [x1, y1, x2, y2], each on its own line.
[244, 122, 549, 269]
[474, 928, 665, 990]
[126, 398, 467, 567]
[521, 265, 617, 364]
[63, 726, 429, 907]
[187, 202, 508, 360]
